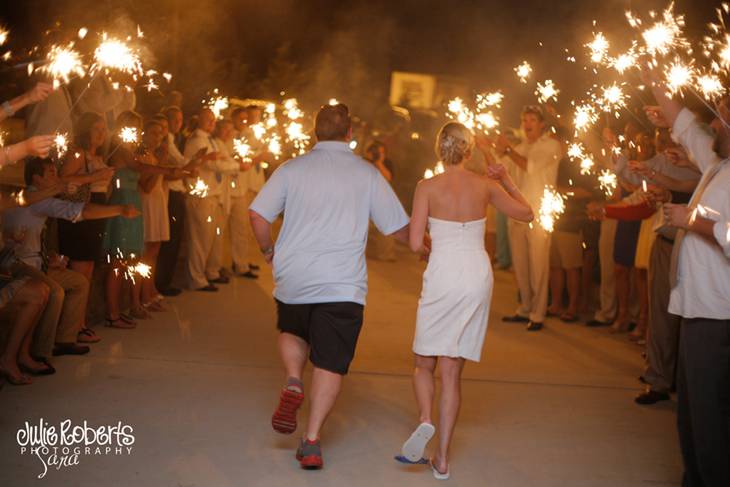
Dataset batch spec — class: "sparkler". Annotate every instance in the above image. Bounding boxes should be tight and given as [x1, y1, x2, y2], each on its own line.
[538, 186, 567, 233]
[665, 58, 695, 94]
[423, 161, 446, 180]
[119, 126, 138, 145]
[638, 3, 690, 58]
[40, 44, 86, 86]
[598, 169, 618, 197]
[535, 80, 559, 103]
[206, 90, 229, 119]
[0, 26, 8, 46]
[283, 98, 304, 120]
[53, 133, 68, 159]
[92, 33, 144, 76]
[587, 32, 610, 64]
[127, 262, 151, 279]
[78, 27, 88, 40]
[233, 137, 252, 161]
[573, 103, 598, 133]
[596, 83, 629, 114]
[267, 134, 282, 158]
[446, 97, 475, 130]
[328, 98, 340, 105]
[189, 178, 209, 198]
[285, 121, 310, 155]
[514, 61, 532, 83]
[695, 71, 725, 99]
[250, 123, 266, 140]
[610, 44, 639, 74]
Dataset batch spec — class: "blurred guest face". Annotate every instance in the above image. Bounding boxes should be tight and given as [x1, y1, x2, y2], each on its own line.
[158, 119, 170, 138]
[232, 111, 246, 131]
[602, 127, 617, 147]
[710, 97, 730, 157]
[144, 124, 164, 149]
[215, 121, 234, 141]
[246, 108, 262, 125]
[198, 110, 216, 133]
[89, 120, 108, 150]
[635, 133, 655, 161]
[521, 113, 545, 141]
[168, 110, 183, 134]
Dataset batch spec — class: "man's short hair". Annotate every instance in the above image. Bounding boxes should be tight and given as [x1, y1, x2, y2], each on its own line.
[245, 104, 261, 112]
[161, 105, 181, 118]
[231, 106, 246, 119]
[215, 119, 233, 132]
[24, 157, 52, 186]
[315, 104, 351, 141]
[521, 105, 545, 122]
[144, 118, 164, 132]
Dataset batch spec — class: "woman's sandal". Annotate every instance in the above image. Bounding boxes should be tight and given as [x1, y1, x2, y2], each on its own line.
[77, 327, 101, 343]
[128, 307, 151, 320]
[143, 300, 167, 312]
[19, 358, 56, 376]
[430, 459, 450, 480]
[105, 317, 137, 329]
[401, 423, 436, 463]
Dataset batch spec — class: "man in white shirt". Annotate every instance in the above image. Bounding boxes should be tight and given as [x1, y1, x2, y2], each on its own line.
[183, 108, 234, 291]
[249, 104, 409, 470]
[496, 106, 562, 331]
[647, 71, 730, 487]
[210, 119, 256, 279]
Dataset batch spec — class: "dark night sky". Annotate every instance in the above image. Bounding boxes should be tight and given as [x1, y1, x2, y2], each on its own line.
[0, 0, 725, 122]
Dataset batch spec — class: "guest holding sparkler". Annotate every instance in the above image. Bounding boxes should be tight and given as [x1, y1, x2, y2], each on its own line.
[496, 105, 562, 331]
[183, 108, 227, 291]
[0, 82, 56, 167]
[643, 67, 730, 487]
[3, 158, 139, 359]
[213, 118, 255, 279]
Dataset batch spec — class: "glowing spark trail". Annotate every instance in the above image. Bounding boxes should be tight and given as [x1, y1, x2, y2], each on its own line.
[119, 127, 138, 145]
[539, 187, 567, 233]
[535, 80, 559, 103]
[40, 44, 86, 85]
[514, 61, 532, 83]
[92, 34, 144, 76]
[189, 178, 209, 198]
[598, 169, 618, 197]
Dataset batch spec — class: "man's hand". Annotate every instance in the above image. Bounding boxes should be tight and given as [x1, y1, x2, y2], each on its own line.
[663, 203, 692, 229]
[24, 135, 55, 158]
[486, 163, 507, 181]
[628, 159, 653, 178]
[25, 82, 53, 104]
[121, 205, 141, 219]
[665, 147, 694, 168]
[495, 135, 511, 155]
[644, 105, 670, 128]
[642, 184, 671, 205]
[586, 201, 606, 221]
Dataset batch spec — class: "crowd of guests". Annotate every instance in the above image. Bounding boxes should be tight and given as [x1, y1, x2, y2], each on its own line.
[0, 82, 269, 385]
[0, 69, 728, 484]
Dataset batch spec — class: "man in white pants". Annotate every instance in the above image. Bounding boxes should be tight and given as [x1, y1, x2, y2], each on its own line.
[496, 106, 562, 331]
[183, 108, 235, 291]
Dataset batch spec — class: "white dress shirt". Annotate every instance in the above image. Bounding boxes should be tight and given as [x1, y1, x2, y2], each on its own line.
[513, 133, 562, 209]
[183, 129, 238, 198]
[668, 108, 730, 319]
[165, 132, 188, 193]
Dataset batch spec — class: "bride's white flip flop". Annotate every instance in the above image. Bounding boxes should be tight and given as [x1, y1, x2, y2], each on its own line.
[431, 460, 450, 480]
[401, 422, 436, 462]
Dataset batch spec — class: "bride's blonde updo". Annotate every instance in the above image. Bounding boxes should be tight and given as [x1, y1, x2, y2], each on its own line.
[435, 122, 474, 166]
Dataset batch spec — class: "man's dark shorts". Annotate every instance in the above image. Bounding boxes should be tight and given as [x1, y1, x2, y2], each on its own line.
[275, 299, 364, 375]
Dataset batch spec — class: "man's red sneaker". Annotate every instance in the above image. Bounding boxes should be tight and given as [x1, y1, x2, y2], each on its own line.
[296, 438, 323, 469]
[271, 387, 304, 434]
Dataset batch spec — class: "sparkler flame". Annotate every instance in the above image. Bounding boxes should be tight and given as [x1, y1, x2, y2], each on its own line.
[665, 58, 695, 94]
[538, 187, 567, 233]
[233, 137, 252, 161]
[40, 44, 86, 84]
[189, 178, 209, 198]
[598, 169, 618, 197]
[54, 133, 68, 159]
[638, 3, 689, 57]
[535, 80, 559, 103]
[587, 32, 610, 64]
[0, 26, 8, 46]
[207, 90, 229, 119]
[573, 103, 598, 133]
[119, 126, 138, 144]
[514, 61, 532, 83]
[93, 34, 143, 76]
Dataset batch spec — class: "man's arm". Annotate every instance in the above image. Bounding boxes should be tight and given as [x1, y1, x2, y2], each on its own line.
[249, 210, 275, 264]
[82, 203, 139, 220]
[664, 203, 728, 252]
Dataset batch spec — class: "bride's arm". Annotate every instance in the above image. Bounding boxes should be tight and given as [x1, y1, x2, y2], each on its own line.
[486, 165, 534, 223]
[409, 180, 430, 254]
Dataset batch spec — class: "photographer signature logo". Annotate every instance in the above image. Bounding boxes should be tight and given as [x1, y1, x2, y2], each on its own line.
[16, 419, 135, 479]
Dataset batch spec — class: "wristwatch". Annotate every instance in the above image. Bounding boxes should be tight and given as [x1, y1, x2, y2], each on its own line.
[261, 245, 274, 256]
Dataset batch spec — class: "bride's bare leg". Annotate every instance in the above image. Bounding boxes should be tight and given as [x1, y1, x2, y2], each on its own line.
[434, 356, 465, 473]
[413, 354, 437, 424]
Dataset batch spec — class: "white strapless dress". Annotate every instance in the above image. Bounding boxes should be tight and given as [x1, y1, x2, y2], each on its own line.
[413, 217, 493, 362]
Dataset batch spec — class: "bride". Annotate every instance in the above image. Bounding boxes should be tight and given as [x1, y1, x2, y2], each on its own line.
[399, 122, 534, 479]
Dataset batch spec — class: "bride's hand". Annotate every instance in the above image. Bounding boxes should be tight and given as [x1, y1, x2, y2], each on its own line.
[420, 234, 432, 262]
